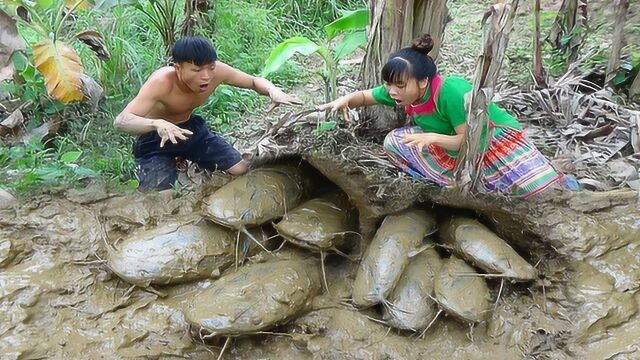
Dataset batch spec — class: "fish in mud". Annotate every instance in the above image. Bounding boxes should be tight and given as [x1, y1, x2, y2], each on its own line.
[107, 219, 241, 287]
[439, 216, 537, 281]
[182, 254, 321, 338]
[274, 190, 358, 292]
[273, 190, 357, 253]
[352, 208, 437, 308]
[383, 246, 443, 331]
[433, 256, 490, 323]
[203, 166, 308, 230]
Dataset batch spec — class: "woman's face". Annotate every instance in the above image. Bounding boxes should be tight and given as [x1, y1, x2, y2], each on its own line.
[384, 76, 429, 106]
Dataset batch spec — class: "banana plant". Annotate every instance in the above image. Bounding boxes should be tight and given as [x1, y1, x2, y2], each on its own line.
[262, 8, 368, 103]
[0, 0, 109, 104]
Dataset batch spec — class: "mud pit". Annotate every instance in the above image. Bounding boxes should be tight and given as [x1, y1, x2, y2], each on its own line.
[1, 158, 640, 359]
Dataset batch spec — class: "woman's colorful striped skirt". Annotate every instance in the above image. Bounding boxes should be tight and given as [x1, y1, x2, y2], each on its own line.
[383, 125, 578, 198]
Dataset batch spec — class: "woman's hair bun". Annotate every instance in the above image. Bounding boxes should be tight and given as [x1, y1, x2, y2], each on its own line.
[411, 33, 433, 55]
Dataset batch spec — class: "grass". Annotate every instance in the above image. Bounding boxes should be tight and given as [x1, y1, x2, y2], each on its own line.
[0, 0, 365, 195]
[1, 0, 636, 196]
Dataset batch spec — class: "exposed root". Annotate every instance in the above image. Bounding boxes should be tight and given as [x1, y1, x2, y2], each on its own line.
[217, 337, 231, 360]
[382, 299, 412, 315]
[408, 244, 435, 258]
[71, 259, 106, 265]
[494, 278, 505, 311]
[455, 272, 514, 278]
[365, 315, 389, 325]
[95, 213, 116, 253]
[419, 309, 443, 339]
[274, 239, 288, 252]
[143, 285, 167, 298]
[467, 322, 475, 342]
[320, 251, 331, 295]
[234, 230, 241, 271]
[331, 247, 359, 261]
[338, 298, 359, 311]
[240, 226, 272, 255]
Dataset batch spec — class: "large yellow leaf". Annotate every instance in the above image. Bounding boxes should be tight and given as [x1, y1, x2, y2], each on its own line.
[65, 0, 91, 10]
[32, 39, 84, 103]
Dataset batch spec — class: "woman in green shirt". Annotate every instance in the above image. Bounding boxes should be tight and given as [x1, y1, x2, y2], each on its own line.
[317, 34, 577, 198]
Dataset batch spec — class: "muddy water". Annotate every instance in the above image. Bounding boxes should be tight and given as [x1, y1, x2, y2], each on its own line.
[1, 184, 640, 359]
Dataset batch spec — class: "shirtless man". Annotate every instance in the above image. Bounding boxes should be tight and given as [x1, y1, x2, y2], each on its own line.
[114, 36, 301, 191]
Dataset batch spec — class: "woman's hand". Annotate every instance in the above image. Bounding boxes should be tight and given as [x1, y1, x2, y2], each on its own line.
[402, 133, 436, 152]
[316, 95, 352, 122]
[154, 119, 193, 148]
[266, 87, 303, 112]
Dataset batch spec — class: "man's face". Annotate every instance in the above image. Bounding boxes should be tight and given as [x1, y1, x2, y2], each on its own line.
[175, 61, 216, 93]
[384, 76, 429, 106]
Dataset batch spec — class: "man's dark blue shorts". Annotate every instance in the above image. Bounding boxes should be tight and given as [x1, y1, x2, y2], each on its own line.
[133, 114, 242, 191]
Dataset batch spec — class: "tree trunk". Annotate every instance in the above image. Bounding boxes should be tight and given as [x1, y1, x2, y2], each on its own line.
[532, 0, 547, 87]
[181, 0, 213, 37]
[453, 1, 519, 194]
[361, 0, 448, 132]
[0, 10, 25, 85]
[605, 0, 629, 87]
[547, 0, 587, 63]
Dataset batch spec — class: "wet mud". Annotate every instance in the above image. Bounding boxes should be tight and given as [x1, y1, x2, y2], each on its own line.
[1, 162, 640, 359]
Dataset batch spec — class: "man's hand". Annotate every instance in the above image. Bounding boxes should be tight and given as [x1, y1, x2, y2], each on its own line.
[154, 119, 193, 148]
[266, 87, 303, 113]
[402, 133, 435, 153]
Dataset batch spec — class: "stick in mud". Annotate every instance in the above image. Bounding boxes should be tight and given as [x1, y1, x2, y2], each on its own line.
[418, 309, 443, 339]
[217, 337, 231, 360]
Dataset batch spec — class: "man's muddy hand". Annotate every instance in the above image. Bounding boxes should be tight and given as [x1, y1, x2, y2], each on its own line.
[266, 88, 303, 113]
[155, 119, 193, 148]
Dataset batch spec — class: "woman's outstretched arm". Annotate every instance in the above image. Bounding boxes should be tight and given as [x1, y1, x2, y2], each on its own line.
[316, 90, 378, 122]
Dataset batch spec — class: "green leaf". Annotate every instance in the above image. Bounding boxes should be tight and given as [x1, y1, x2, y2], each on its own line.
[316, 120, 337, 134]
[124, 179, 139, 189]
[333, 30, 366, 61]
[262, 37, 320, 77]
[36, 0, 54, 8]
[94, 0, 138, 10]
[72, 166, 97, 178]
[60, 150, 82, 164]
[10, 52, 29, 72]
[611, 71, 628, 86]
[324, 9, 369, 41]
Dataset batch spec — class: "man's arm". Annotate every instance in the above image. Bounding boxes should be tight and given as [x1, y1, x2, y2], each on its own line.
[216, 62, 302, 110]
[114, 75, 192, 147]
[114, 76, 166, 134]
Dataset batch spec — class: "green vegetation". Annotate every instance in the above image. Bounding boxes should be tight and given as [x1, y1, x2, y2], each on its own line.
[0, 0, 364, 194]
[1, 0, 637, 195]
[262, 9, 368, 102]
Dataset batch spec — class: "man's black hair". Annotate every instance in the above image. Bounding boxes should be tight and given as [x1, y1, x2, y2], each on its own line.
[171, 36, 217, 66]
